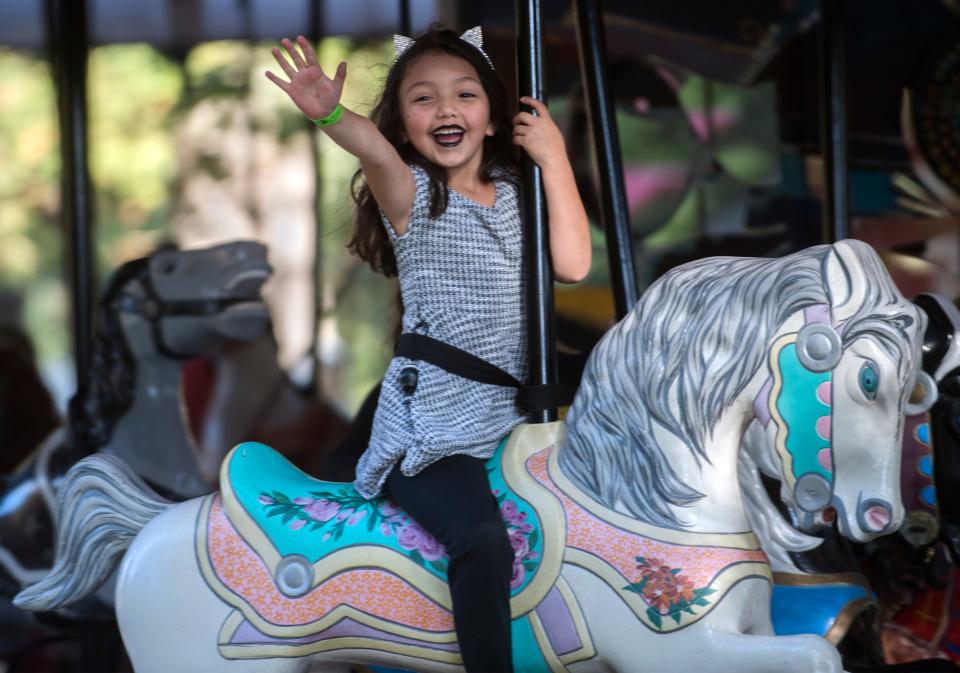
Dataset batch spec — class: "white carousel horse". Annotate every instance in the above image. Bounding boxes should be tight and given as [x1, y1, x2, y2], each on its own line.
[738, 293, 957, 650]
[15, 240, 925, 673]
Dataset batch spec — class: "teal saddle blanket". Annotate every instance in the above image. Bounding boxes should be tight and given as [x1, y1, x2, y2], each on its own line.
[222, 438, 544, 595]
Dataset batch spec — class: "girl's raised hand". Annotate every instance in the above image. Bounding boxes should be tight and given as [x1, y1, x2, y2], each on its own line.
[512, 97, 568, 171]
[265, 36, 346, 121]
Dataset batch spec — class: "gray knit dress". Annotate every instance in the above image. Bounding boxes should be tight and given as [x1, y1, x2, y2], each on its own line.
[354, 164, 528, 499]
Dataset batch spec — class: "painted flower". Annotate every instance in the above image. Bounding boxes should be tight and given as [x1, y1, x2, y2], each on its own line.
[508, 527, 530, 560]
[348, 509, 368, 526]
[294, 497, 339, 522]
[335, 507, 355, 522]
[511, 560, 526, 589]
[636, 557, 697, 613]
[258, 495, 275, 505]
[379, 500, 401, 516]
[289, 519, 306, 531]
[397, 520, 445, 561]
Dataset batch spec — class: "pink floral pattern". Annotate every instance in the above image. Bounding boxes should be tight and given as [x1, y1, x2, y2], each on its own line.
[260, 487, 541, 586]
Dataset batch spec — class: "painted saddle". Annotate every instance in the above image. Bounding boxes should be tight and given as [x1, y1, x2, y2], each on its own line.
[197, 424, 769, 671]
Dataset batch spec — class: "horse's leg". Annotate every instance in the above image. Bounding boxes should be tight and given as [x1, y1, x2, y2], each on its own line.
[567, 568, 844, 673]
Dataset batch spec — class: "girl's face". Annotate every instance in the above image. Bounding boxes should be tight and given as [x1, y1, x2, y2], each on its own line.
[398, 51, 495, 177]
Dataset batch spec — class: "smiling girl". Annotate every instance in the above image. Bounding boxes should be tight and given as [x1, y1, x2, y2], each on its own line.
[267, 25, 590, 672]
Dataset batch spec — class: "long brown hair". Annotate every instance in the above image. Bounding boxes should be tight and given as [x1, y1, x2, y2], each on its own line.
[349, 26, 518, 277]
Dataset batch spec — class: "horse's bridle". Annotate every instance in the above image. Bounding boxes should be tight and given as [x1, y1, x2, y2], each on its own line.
[113, 271, 250, 360]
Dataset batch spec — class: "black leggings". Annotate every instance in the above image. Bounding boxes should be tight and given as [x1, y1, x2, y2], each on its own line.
[385, 454, 515, 673]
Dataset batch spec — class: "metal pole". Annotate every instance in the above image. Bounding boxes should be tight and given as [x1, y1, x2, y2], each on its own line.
[517, 0, 557, 423]
[819, 0, 849, 242]
[573, 0, 637, 319]
[307, 0, 327, 395]
[45, 0, 95, 394]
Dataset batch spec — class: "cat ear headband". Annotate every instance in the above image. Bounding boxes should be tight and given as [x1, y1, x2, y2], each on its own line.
[393, 26, 495, 69]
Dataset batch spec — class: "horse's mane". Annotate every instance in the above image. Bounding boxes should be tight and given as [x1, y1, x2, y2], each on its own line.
[68, 256, 150, 454]
[558, 241, 922, 529]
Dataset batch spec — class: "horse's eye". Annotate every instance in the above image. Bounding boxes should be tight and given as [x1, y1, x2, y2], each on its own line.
[859, 362, 879, 400]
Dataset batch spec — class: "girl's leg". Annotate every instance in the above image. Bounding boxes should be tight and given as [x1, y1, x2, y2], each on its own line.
[385, 454, 514, 673]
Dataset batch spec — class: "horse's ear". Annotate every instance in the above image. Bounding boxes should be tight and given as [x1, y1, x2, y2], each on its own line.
[825, 240, 868, 322]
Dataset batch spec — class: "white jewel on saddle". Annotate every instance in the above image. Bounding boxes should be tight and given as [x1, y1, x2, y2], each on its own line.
[392, 26, 495, 69]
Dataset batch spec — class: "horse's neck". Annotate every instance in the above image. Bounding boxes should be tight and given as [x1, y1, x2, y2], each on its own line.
[204, 336, 304, 439]
[658, 407, 755, 534]
[104, 355, 210, 498]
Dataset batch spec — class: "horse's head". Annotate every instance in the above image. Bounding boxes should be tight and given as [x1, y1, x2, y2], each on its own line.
[115, 241, 272, 359]
[762, 241, 928, 543]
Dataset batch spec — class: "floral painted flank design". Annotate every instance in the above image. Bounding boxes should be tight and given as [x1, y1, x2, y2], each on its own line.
[259, 487, 539, 587]
[526, 448, 768, 630]
[624, 556, 716, 630]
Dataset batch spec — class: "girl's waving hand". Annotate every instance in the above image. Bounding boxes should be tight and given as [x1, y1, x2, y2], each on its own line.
[266, 36, 414, 232]
[266, 36, 346, 121]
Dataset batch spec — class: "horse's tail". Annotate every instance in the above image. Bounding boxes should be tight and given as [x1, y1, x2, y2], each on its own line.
[13, 454, 173, 611]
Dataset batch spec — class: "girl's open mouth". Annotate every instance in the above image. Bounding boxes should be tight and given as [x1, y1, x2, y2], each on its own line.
[433, 125, 464, 148]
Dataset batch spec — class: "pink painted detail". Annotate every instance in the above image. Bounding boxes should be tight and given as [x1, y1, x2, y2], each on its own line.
[816, 415, 832, 441]
[206, 497, 455, 632]
[816, 381, 832, 406]
[817, 448, 833, 473]
[525, 451, 768, 613]
[864, 504, 892, 532]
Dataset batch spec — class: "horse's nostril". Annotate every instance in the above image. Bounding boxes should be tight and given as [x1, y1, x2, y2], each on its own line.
[863, 503, 892, 532]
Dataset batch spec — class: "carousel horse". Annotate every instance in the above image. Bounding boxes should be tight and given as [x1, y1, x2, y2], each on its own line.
[15, 240, 925, 673]
[0, 241, 273, 670]
[739, 293, 960, 668]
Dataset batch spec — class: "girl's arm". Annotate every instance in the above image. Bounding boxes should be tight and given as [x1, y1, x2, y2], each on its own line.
[512, 97, 592, 283]
[266, 36, 416, 233]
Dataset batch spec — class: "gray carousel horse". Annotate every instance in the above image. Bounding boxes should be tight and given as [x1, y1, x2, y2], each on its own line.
[15, 241, 927, 673]
[0, 241, 272, 669]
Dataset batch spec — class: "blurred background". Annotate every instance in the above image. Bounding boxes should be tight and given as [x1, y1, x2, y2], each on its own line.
[1, 0, 958, 415]
[2, 1, 960, 671]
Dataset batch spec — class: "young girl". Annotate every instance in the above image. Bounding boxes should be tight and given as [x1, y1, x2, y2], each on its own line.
[267, 26, 590, 672]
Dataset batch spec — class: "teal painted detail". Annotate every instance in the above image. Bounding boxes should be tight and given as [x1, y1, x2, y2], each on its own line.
[511, 613, 552, 673]
[918, 423, 931, 446]
[918, 454, 933, 477]
[226, 439, 543, 596]
[774, 343, 833, 481]
[771, 583, 871, 637]
[362, 615, 549, 673]
[921, 485, 937, 507]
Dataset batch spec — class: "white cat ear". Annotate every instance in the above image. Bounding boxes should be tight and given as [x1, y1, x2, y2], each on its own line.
[459, 26, 495, 68]
[460, 26, 484, 51]
[393, 34, 415, 61]
[825, 240, 869, 323]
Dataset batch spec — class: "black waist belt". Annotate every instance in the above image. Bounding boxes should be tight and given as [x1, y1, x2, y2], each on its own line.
[394, 333, 573, 412]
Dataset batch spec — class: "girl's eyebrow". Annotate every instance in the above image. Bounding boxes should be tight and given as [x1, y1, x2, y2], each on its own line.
[405, 76, 481, 92]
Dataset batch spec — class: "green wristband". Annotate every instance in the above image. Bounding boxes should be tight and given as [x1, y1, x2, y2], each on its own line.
[312, 103, 343, 127]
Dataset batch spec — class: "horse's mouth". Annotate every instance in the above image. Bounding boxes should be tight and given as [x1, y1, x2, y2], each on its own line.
[224, 264, 272, 298]
[215, 301, 271, 341]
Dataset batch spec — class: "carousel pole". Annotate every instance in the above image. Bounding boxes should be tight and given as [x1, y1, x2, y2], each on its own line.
[573, 0, 637, 319]
[45, 0, 95, 395]
[517, 0, 558, 424]
[307, 0, 326, 395]
[819, 0, 849, 242]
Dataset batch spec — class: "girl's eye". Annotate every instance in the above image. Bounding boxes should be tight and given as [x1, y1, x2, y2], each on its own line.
[414, 95, 431, 103]
[859, 362, 879, 400]
[459, 92, 477, 98]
